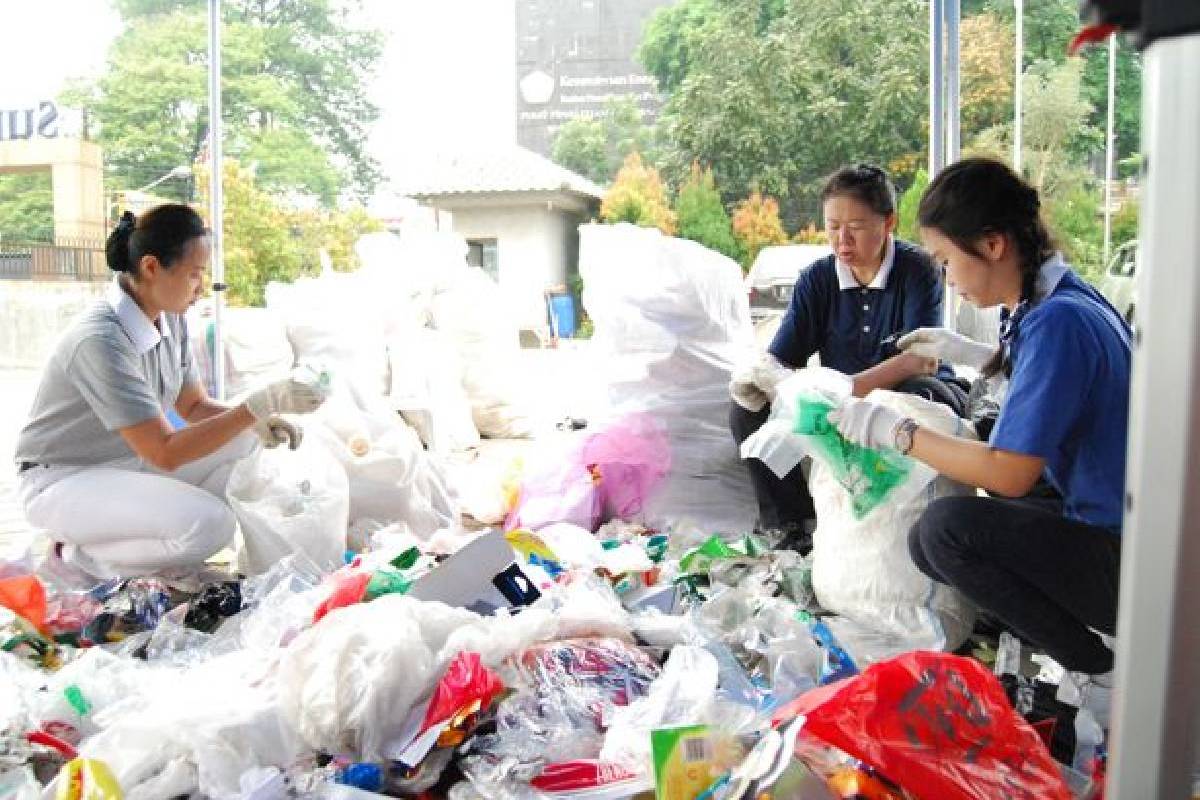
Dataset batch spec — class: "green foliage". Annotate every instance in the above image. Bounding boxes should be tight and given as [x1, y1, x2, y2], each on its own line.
[896, 169, 929, 242]
[196, 159, 381, 306]
[1047, 183, 1103, 283]
[0, 173, 54, 242]
[600, 152, 677, 235]
[551, 97, 655, 186]
[731, 191, 787, 271]
[1110, 198, 1139, 250]
[64, 0, 383, 204]
[675, 163, 741, 261]
[648, 0, 928, 227]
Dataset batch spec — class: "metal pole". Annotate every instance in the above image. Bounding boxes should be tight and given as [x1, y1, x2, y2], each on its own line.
[1107, 32, 1200, 799]
[1103, 32, 1118, 267]
[929, 0, 945, 177]
[945, 0, 961, 161]
[207, 0, 226, 401]
[1013, 0, 1023, 171]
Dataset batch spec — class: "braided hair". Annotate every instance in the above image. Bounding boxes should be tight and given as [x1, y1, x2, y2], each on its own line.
[917, 158, 1055, 377]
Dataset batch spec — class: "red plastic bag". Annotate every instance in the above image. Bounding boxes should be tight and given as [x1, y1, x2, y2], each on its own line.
[312, 570, 371, 624]
[422, 651, 505, 730]
[0, 575, 48, 633]
[773, 651, 1071, 800]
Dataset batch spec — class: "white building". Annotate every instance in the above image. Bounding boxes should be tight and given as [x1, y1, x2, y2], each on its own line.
[396, 146, 603, 331]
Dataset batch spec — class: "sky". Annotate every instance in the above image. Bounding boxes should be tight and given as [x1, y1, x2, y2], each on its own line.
[0, 0, 516, 189]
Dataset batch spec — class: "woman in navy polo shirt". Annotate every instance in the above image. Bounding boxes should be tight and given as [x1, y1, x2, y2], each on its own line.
[730, 164, 958, 541]
[831, 158, 1130, 689]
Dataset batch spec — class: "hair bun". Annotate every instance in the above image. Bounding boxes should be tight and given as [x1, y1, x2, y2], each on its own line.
[105, 211, 137, 273]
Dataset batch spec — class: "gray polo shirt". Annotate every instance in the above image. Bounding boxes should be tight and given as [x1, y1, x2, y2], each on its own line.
[15, 278, 202, 467]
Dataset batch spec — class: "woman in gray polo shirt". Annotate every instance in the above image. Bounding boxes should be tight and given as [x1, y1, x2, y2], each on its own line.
[14, 204, 327, 579]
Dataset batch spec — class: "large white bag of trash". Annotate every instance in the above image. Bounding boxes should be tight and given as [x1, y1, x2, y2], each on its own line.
[311, 376, 459, 540]
[185, 305, 294, 400]
[387, 325, 480, 453]
[741, 368, 977, 651]
[579, 223, 758, 535]
[430, 266, 540, 439]
[266, 269, 391, 402]
[227, 437, 350, 576]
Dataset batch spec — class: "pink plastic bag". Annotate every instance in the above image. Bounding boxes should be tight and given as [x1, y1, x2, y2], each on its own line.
[583, 414, 671, 522]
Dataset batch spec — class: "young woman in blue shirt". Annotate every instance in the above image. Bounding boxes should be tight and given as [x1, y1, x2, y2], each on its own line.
[832, 158, 1131, 686]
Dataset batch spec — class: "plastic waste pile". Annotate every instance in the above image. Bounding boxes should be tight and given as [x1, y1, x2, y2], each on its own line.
[1, 491, 1093, 800]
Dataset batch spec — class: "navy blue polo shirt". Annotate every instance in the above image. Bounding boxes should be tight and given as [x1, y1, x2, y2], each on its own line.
[768, 238, 946, 375]
[991, 257, 1132, 533]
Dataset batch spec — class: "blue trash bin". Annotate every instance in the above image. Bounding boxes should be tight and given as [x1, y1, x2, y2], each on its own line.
[548, 293, 577, 339]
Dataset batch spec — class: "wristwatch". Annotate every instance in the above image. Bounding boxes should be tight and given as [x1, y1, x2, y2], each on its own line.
[894, 417, 920, 455]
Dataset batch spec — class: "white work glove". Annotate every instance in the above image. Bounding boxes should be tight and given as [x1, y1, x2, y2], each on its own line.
[729, 353, 792, 413]
[898, 327, 994, 371]
[828, 397, 905, 451]
[253, 416, 303, 450]
[244, 369, 328, 420]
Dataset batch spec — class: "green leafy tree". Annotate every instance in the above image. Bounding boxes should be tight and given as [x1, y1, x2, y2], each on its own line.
[1110, 198, 1139, 250]
[551, 97, 655, 186]
[731, 191, 787, 271]
[896, 169, 929, 242]
[675, 162, 741, 261]
[0, 173, 54, 242]
[64, 0, 383, 205]
[645, 0, 928, 228]
[196, 159, 381, 306]
[600, 152, 677, 235]
[1047, 183, 1103, 281]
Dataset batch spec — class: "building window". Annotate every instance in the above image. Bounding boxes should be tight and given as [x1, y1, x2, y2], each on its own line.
[467, 238, 499, 281]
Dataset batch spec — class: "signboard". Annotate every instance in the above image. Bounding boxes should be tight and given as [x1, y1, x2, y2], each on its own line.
[0, 101, 61, 141]
[516, 0, 672, 157]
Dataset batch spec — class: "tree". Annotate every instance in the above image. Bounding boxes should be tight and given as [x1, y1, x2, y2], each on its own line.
[551, 97, 655, 186]
[195, 159, 381, 306]
[647, 0, 929, 229]
[1110, 198, 1139, 250]
[732, 191, 787, 270]
[961, 12, 1015, 141]
[0, 173, 54, 242]
[896, 169, 929, 242]
[63, 0, 383, 205]
[1047, 184, 1103, 281]
[675, 162, 741, 261]
[600, 152, 677, 235]
[972, 59, 1097, 195]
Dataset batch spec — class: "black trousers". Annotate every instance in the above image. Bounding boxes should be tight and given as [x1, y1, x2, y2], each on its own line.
[730, 375, 969, 530]
[909, 495, 1122, 674]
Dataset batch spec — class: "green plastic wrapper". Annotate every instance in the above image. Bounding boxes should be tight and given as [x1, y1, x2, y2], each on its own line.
[793, 394, 914, 519]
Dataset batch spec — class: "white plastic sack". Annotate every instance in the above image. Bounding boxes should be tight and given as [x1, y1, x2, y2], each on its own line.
[227, 437, 349, 576]
[743, 368, 977, 651]
[200, 307, 294, 400]
[430, 267, 540, 439]
[266, 270, 390, 400]
[811, 390, 977, 650]
[579, 224, 758, 535]
[311, 378, 459, 539]
[387, 326, 480, 453]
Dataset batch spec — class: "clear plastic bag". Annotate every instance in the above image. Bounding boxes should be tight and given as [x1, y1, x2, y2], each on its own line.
[227, 435, 350, 576]
[599, 645, 719, 774]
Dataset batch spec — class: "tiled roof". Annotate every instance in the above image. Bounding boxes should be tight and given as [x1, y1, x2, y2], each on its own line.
[394, 146, 605, 200]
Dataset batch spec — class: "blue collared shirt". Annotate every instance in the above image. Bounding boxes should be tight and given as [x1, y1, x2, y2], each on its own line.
[769, 238, 946, 376]
[990, 256, 1132, 532]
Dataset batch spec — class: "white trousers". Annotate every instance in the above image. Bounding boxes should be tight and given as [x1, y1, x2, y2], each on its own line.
[19, 434, 259, 578]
